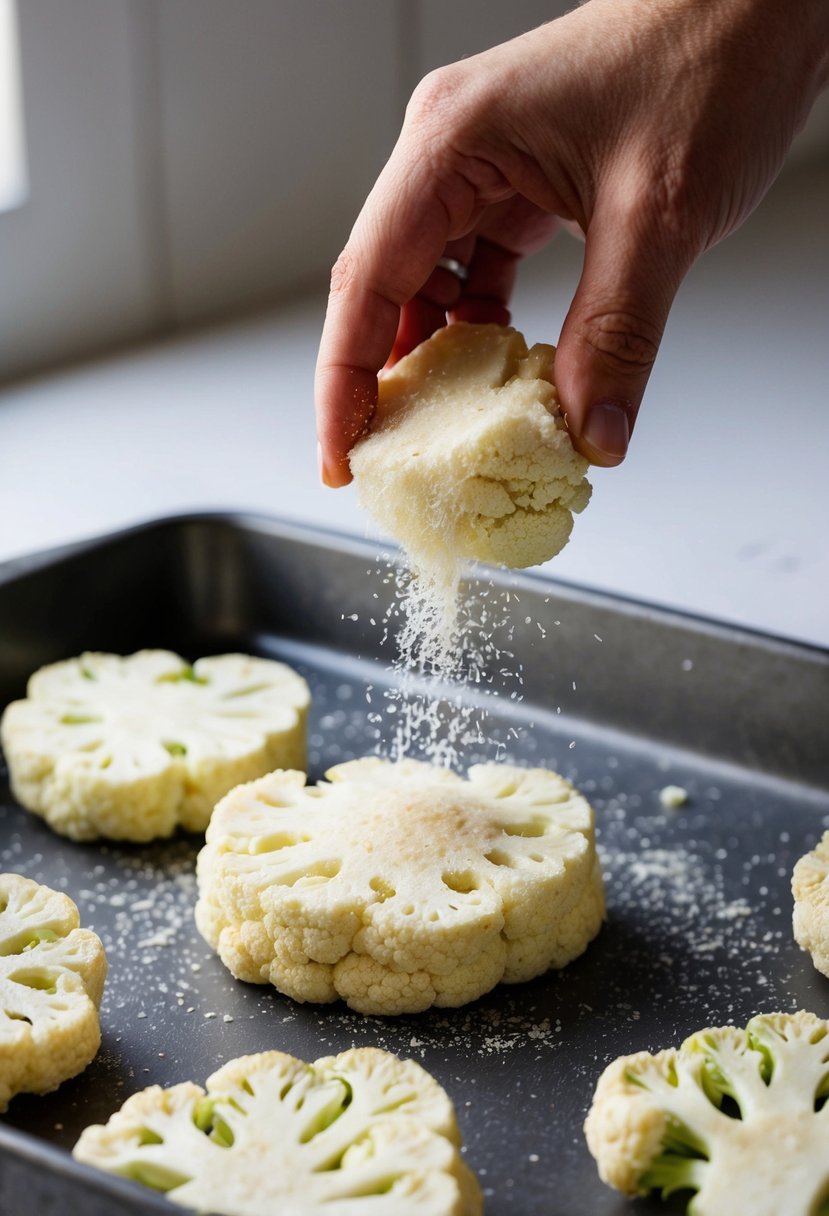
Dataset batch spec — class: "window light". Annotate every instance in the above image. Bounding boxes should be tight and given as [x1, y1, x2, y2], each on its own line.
[0, 0, 27, 213]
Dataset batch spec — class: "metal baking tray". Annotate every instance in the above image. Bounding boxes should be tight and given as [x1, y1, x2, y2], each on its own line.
[0, 512, 827, 1215]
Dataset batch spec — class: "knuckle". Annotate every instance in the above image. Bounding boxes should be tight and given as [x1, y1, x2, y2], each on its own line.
[407, 65, 466, 128]
[580, 310, 662, 375]
[328, 249, 358, 300]
[649, 159, 692, 233]
[636, 148, 710, 254]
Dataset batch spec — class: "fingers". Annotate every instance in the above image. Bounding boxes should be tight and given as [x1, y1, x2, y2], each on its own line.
[553, 195, 694, 467]
[387, 201, 563, 365]
[388, 236, 517, 368]
[385, 297, 448, 368]
[314, 286, 401, 489]
[449, 237, 517, 328]
[385, 237, 476, 367]
[451, 200, 562, 327]
[315, 148, 467, 487]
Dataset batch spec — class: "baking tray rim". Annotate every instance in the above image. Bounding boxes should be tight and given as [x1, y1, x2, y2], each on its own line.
[0, 1118, 176, 1212]
[0, 508, 825, 667]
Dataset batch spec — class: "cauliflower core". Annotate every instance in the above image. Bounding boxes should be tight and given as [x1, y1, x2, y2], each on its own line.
[349, 323, 591, 573]
[74, 1046, 482, 1216]
[195, 757, 604, 1015]
[584, 1011, 829, 1216]
[0, 873, 107, 1111]
[0, 650, 310, 842]
[792, 831, 829, 977]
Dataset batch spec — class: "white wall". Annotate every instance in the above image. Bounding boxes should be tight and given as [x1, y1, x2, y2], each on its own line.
[154, 0, 403, 325]
[1, 0, 826, 383]
[0, 1, 161, 379]
[1, 0, 411, 380]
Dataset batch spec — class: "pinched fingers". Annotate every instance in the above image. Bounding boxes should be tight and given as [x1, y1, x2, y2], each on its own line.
[385, 234, 515, 368]
[554, 189, 696, 467]
[387, 197, 564, 366]
[384, 237, 476, 368]
[315, 271, 403, 489]
[451, 199, 563, 327]
[449, 236, 519, 328]
[314, 152, 458, 487]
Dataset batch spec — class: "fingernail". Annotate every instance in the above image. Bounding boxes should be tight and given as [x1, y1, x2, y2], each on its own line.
[317, 441, 331, 487]
[582, 398, 632, 463]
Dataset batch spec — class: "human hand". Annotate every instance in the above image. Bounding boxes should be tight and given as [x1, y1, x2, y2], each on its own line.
[315, 0, 828, 487]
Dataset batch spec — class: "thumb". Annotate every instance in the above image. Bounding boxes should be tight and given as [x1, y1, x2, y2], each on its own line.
[554, 201, 693, 467]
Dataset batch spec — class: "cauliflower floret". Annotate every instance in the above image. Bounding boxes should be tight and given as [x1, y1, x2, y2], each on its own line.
[0, 873, 107, 1111]
[349, 323, 591, 573]
[792, 831, 829, 977]
[195, 757, 604, 1015]
[0, 650, 310, 841]
[659, 784, 689, 809]
[73, 1046, 482, 1216]
[584, 1011, 829, 1216]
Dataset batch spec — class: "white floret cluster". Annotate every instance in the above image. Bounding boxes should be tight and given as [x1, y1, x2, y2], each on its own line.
[584, 1011, 829, 1216]
[0, 873, 107, 1111]
[792, 830, 829, 977]
[195, 757, 604, 1015]
[0, 650, 310, 841]
[73, 1046, 482, 1216]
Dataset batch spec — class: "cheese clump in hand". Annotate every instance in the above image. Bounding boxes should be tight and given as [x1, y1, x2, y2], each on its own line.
[350, 323, 591, 574]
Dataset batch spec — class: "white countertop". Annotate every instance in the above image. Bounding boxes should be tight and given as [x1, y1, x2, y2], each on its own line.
[1, 164, 827, 648]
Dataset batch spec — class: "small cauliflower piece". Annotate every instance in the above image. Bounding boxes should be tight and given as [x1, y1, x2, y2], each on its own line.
[195, 757, 604, 1015]
[792, 831, 829, 976]
[584, 1011, 829, 1216]
[0, 650, 310, 842]
[350, 323, 591, 572]
[658, 785, 688, 810]
[74, 1046, 482, 1216]
[0, 873, 107, 1111]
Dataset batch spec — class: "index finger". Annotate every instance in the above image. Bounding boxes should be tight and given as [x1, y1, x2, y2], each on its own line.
[314, 149, 479, 488]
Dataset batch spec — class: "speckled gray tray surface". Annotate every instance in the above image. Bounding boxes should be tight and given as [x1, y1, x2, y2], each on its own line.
[0, 514, 827, 1215]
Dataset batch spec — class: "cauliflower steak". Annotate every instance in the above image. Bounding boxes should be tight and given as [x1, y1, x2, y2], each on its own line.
[792, 830, 829, 977]
[350, 323, 591, 571]
[584, 1011, 829, 1216]
[0, 873, 107, 1111]
[74, 1046, 482, 1216]
[195, 757, 604, 1015]
[0, 650, 310, 841]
